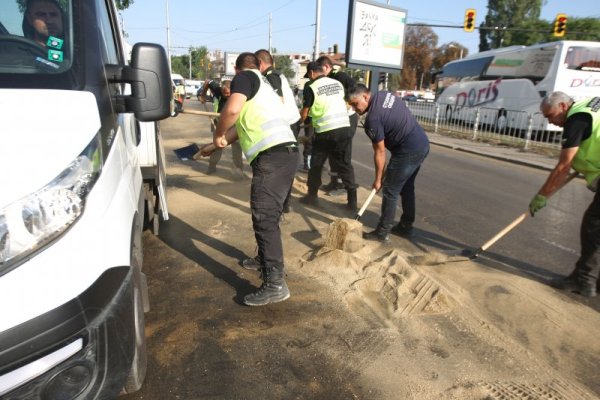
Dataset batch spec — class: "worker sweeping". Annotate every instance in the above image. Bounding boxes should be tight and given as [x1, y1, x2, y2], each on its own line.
[212, 52, 298, 306]
[530, 92, 600, 298]
[347, 84, 429, 242]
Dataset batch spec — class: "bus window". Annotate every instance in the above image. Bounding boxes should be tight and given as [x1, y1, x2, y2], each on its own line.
[565, 46, 600, 71]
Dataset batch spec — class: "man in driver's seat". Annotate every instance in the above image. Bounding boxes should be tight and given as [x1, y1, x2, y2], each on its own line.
[22, 0, 64, 48]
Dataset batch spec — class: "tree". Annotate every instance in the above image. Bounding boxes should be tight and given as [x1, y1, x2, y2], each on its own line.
[400, 26, 438, 90]
[479, 0, 544, 50]
[274, 55, 295, 80]
[115, 0, 134, 10]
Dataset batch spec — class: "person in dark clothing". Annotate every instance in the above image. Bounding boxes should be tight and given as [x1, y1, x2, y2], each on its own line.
[347, 84, 429, 242]
[200, 79, 245, 178]
[212, 52, 298, 306]
[316, 56, 358, 194]
[299, 62, 357, 211]
[530, 91, 600, 298]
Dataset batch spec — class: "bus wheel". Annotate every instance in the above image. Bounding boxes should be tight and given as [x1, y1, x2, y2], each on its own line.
[496, 110, 508, 133]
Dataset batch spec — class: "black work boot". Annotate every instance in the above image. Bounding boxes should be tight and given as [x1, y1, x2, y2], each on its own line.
[321, 177, 344, 192]
[244, 266, 290, 306]
[391, 221, 413, 237]
[347, 188, 358, 212]
[300, 194, 320, 207]
[550, 273, 597, 298]
[363, 229, 390, 242]
[241, 256, 262, 271]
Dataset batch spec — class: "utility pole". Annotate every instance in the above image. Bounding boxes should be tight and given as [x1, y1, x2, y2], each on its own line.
[166, 0, 172, 71]
[189, 48, 192, 79]
[313, 0, 321, 61]
[269, 13, 273, 53]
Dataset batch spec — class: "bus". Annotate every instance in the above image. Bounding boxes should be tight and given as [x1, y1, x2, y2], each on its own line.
[434, 40, 600, 135]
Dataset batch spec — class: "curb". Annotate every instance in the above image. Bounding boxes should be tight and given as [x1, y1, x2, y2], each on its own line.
[428, 139, 555, 172]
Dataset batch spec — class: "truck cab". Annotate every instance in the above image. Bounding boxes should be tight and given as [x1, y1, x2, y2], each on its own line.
[0, 0, 171, 398]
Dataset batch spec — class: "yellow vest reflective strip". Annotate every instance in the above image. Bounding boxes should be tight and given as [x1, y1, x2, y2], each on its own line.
[568, 97, 600, 189]
[235, 69, 296, 163]
[314, 112, 350, 132]
[308, 77, 350, 133]
[245, 119, 294, 160]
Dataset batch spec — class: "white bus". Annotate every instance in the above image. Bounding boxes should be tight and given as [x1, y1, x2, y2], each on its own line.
[434, 40, 600, 135]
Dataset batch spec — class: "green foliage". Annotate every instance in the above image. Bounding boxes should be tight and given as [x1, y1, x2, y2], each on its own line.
[480, 0, 543, 50]
[115, 0, 134, 10]
[274, 55, 295, 80]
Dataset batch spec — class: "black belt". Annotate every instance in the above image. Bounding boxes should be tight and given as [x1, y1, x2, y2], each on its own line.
[264, 143, 298, 154]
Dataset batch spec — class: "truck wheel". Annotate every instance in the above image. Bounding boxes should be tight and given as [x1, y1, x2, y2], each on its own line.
[123, 280, 147, 393]
[124, 218, 147, 393]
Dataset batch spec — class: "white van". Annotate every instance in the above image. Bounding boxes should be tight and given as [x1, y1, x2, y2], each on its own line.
[0, 0, 171, 398]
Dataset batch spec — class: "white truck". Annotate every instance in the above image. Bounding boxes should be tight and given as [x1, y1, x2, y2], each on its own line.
[0, 0, 171, 398]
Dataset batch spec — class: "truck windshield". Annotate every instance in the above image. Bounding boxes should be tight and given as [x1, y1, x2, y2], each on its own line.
[0, 0, 71, 74]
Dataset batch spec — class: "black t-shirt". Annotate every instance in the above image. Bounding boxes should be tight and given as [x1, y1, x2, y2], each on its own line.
[562, 113, 593, 149]
[230, 70, 261, 100]
[264, 67, 283, 97]
[329, 70, 355, 95]
[364, 91, 429, 154]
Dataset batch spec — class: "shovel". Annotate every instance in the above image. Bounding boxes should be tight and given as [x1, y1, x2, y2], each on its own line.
[355, 188, 377, 221]
[460, 170, 579, 260]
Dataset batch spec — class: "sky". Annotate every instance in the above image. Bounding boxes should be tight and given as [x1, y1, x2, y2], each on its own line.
[121, 0, 596, 58]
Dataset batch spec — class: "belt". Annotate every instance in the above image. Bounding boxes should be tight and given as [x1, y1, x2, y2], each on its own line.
[263, 143, 298, 154]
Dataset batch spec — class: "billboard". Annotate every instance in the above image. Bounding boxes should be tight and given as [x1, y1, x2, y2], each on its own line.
[345, 0, 407, 72]
[224, 52, 240, 76]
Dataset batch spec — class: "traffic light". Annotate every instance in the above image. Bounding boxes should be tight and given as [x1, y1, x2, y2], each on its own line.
[464, 9, 476, 32]
[553, 13, 567, 37]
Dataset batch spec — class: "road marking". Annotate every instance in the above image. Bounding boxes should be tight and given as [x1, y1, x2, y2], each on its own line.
[540, 238, 578, 255]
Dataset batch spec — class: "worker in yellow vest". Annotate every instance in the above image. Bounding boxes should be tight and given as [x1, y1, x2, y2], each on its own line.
[530, 91, 600, 298]
[299, 61, 357, 211]
[213, 52, 298, 306]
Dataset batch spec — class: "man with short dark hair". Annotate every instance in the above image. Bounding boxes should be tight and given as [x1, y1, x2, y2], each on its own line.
[347, 84, 429, 242]
[22, 0, 64, 47]
[530, 91, 600, 298]
[213, 52, 298, 306]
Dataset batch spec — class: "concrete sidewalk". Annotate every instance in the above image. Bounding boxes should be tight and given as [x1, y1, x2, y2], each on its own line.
[426, 131, 559, 172]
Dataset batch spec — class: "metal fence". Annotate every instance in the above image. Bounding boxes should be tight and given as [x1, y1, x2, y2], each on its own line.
[404, 101, 562, 153]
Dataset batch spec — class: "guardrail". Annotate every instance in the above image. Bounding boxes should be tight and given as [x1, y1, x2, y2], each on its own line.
[404, 101, 562, 152]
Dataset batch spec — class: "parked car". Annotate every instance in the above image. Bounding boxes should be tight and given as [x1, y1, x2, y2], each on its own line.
[402, 94, 419, 102]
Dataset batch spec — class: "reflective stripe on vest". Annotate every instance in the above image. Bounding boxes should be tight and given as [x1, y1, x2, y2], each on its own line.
[235, 69, 296, 163]
[309, 77, 350, 133]
[568, 97, 600, 189]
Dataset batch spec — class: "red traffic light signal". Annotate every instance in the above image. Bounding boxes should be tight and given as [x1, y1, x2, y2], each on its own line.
[464, 9, 476, 32]
[553, 13, 567, 37]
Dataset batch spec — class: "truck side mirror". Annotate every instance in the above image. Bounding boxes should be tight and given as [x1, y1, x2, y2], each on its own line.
[108, 43, 172, 121]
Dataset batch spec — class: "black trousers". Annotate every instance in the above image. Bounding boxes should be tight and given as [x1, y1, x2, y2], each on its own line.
[327, 113, 358, 176]
[574, 189, 600, 285]
[251, 146, 299, 270]
[307, 127, 357, 195]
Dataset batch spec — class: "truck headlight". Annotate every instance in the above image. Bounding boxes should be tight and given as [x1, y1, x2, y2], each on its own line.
[0, 134, 102, 275]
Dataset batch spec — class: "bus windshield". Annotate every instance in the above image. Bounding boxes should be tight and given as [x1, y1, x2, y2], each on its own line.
[564, 46, 600, 72]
